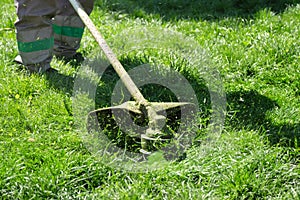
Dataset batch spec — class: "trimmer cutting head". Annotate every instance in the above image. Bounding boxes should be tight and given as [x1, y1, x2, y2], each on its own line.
[87, 101, 196, 153]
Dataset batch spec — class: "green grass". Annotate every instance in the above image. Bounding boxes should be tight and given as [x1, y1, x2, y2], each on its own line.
[1, 0, 300, 199]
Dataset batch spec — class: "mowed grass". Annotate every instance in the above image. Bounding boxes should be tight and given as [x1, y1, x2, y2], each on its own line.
[0, 0, 299, 199]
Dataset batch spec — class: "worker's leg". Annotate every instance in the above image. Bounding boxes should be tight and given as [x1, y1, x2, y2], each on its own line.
[14, 0, 56, 73]
[53, 0, 94, 59]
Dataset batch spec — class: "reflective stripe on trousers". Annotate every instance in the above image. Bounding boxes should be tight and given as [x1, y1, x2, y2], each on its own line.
[14, 0, 94, 67]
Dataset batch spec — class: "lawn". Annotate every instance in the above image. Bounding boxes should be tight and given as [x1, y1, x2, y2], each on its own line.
[0, 0, 299, 199]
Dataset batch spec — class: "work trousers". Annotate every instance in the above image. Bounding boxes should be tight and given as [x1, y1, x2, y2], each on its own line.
[15, 0, 94, 72]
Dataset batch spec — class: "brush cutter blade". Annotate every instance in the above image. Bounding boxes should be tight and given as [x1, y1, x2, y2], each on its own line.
[87, 101, 197, 152]
[87, 101, 196, 152]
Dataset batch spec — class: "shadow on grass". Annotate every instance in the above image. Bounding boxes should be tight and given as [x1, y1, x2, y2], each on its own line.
[44, 62, 299, 149]
[227, 90, 300, 148]
[95, 56, 211, 110]
[96, 0, 298, 20]
[44, 70, 75, 117]
[44, 71, 75, 95]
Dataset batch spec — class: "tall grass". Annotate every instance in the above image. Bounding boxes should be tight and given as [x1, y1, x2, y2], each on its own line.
[0, 0, 299, 199]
